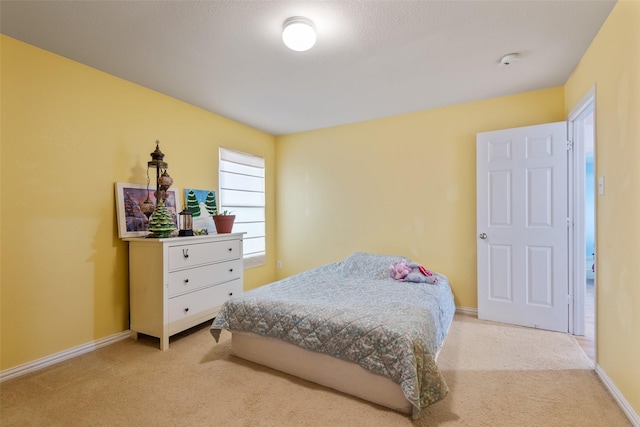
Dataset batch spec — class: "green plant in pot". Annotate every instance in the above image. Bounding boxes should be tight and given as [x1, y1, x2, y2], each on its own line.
[212, 209, 235, 233]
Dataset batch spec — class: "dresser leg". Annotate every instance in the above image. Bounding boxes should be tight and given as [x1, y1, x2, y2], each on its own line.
[161, 336, 169, 351]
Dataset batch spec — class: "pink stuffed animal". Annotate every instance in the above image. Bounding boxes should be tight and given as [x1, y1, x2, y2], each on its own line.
[391, 260, 438, 284]
[405, 262, 438, 284]
[390, 259, 411, 280]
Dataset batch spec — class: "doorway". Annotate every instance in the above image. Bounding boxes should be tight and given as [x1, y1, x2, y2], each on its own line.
[475, 93, 596, 350]
[568, 88, 596, 360]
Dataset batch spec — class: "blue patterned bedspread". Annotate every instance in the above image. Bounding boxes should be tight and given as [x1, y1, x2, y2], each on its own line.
[210, 252, 456, 418]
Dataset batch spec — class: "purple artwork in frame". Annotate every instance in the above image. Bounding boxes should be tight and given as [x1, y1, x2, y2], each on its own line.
[115, 182, 178, 238]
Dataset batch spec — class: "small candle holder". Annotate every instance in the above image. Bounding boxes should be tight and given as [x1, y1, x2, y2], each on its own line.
[178, 208, 194, 236]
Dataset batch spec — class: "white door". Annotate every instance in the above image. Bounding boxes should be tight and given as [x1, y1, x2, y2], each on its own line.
[477, 122, 569, 333]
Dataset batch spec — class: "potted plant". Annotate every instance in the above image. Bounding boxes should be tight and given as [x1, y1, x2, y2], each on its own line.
[212, 209, 236, 233]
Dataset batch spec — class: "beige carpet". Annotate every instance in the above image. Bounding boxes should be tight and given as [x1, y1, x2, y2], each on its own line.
[1, 313, 630, 426]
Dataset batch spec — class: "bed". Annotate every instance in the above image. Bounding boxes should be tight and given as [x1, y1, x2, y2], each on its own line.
[210, 252, 456, 419]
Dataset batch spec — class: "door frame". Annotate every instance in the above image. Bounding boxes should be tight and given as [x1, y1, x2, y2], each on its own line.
[567, 86, 596, 337]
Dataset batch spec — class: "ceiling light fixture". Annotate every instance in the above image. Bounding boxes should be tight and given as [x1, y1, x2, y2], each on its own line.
[500, 53, 520, 66]
[282, 16, 316, 52]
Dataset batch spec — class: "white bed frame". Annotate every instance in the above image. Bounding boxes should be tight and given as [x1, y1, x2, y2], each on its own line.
[231, 331, 414, 414]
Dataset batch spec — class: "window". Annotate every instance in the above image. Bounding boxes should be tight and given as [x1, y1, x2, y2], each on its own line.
[219, 147, 265, 268]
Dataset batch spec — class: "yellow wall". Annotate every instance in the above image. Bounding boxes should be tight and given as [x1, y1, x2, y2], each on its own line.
[565, 0, 640, 415]
[0, 36, 278, 370]
[275, 87, 565, 309]
[2, 2, 639, 418]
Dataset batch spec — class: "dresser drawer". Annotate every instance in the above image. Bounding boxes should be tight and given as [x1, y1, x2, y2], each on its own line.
[168, 239, 241, 271]
[167, 259, 242, 297]
[168, 279, 243, 323]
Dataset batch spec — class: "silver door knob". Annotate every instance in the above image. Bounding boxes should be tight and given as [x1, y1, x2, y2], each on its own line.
[479, 233, 487, 239]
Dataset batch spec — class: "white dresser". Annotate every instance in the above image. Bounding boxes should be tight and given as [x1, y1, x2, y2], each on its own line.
[126, 233, 244, 350]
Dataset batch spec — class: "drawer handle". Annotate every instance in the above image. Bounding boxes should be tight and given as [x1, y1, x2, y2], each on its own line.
[228, 247, 233, 252]
[228, 292, 233, 296]
[182, 249, 189, 259]
[229, 268, 233, 273]
[184, 279, 189, 284]
[184, 307, 189, 313]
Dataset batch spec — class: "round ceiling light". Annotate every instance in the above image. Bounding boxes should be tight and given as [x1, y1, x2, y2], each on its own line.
[500, 53, 520, 66]
[282, 16, 316, 52]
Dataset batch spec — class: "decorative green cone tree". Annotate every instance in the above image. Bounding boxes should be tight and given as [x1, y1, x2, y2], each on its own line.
[148, 200, 176, 238]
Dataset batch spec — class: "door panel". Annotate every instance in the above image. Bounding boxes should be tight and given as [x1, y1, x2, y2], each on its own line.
[489, 244, 512, 300]
[477, 122, 568, 332]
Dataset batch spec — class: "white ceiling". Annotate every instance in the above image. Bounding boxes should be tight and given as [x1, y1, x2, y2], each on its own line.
[0, 1, 616, 135]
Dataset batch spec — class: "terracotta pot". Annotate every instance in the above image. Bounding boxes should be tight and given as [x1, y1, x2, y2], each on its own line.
[213, 215, 235, 233]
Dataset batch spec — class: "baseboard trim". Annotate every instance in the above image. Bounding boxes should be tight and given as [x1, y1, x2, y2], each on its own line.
[455, 306, 478, 316]
[0, 330, 131, 383]
[595, 364, 640, 427]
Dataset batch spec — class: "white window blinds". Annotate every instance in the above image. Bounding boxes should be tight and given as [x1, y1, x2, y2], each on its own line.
[219, 147, 265, 268]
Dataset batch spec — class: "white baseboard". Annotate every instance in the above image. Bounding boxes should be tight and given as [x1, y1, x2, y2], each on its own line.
[455, 306, 478, 316]
[595, 364, 640, 427]
[0, 330, 131, 383]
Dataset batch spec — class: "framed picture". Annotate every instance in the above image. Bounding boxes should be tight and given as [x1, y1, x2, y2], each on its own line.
[184, 188, 217, 233]
[115, 182, 178, 238]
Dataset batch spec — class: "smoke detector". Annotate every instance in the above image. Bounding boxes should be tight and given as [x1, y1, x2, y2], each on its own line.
[500, 53, 520, 66]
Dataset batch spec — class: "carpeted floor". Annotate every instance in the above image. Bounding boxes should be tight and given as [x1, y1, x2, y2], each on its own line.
[0, 313, 631, 426]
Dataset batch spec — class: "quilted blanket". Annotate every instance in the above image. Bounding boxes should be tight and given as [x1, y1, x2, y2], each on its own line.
[210, 252, 456, 419]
